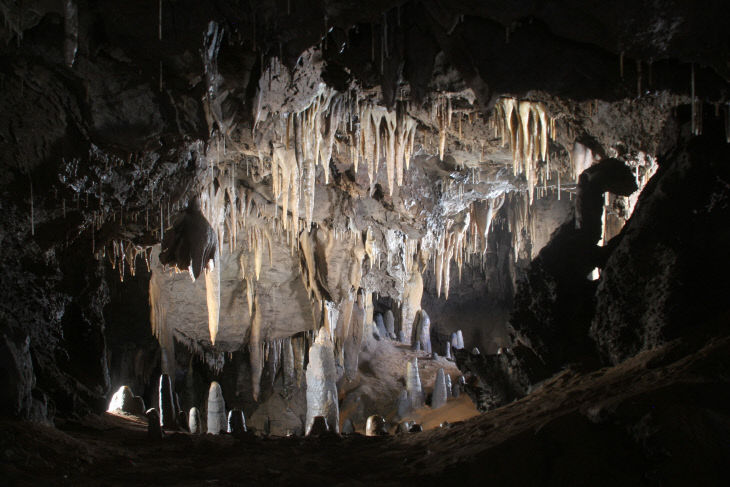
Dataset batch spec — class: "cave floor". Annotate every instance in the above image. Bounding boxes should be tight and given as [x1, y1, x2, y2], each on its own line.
[2, 336, 729, 486]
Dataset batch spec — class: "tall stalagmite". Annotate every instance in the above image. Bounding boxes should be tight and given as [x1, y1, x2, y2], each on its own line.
[305, 328, 340, 434]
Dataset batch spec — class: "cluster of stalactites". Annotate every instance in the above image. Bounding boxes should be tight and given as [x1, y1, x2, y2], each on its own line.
[434, 211, 471, 300]
[104, 240, 152, 282]
[494, 97, 555, 202]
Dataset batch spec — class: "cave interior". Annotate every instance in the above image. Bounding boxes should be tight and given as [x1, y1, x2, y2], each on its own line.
[1, 0, 729, 485]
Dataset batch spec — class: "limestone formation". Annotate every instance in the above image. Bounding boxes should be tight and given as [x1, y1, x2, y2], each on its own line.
[409, 423, 423, 433]
[227, 409, 247, 436]
[158, 374, 176, 429]
[412, 310, 431, 353]
[396, 421, 413, 434]
[432, 368, 448, 409]
[396, 389, 410, 419]
[384, 310, 396, 340]
[445, 342, 452, 360]
[365, 415, 388, 436]
[307, 415, 330, 436]
[342, 418, 355, 434]
[131, 396, 146, 416]
[207, 381, 227, 434]
[375, 313, 387, 338]
[188, 407, 202, 434]
[145, 408, 163, 439]
[406, 358, 424, 409]
[471, 347, 481, 355]
[176, 410, 188, 431]
[305, 328, 340, 435]
[451, 330, 465, 350]
[445, 374, 453, 399]
[107, 385, 136, 414]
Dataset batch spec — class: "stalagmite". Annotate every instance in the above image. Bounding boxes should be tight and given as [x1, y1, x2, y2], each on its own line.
[412, 309, 431, 353]
[401, 270, 423, 344]
[146, 408, 163, 439]
[365, 415, 388, 436]
[383, 310, 395, 339]
[431, 368, 448, 409]
[250, 296, 263, 401]
[396, 389, 410, 418]
[445, 374, 452, 399]
[177, 410, 188, 431]
[406, 358, 424, 409]
[396, 421, 413, 434]
[375, 313, 387, 338]
[305, 328, 340, 435]
[445, 342, 452, 360]
[451, 330, 464, 350]
[342, 418, 355, 434]
[282, 337, 296, 396]
[107, 386, 140, 415]
[409, 423, 423, 433]
[227, 409, 247, 436]
[207, 381, 227, 434]
[188, 407, 202, 434]
[158, 374, 176, 430]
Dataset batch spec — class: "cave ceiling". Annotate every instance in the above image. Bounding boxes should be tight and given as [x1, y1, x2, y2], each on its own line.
[1, 0, 728, 364]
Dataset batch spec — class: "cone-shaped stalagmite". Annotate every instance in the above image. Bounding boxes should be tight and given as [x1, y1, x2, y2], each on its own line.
[158, 374, 176, 429]
[207, 381, 227, 434]
[227, 409, 247, 436]
[146, 408, 163, 439]
[188, 407, 201, 434]
[432, 368, 448, 409]
[107, 385, 140, 414]
[305, 328, 340, 435]
[365, 415, 388, 436]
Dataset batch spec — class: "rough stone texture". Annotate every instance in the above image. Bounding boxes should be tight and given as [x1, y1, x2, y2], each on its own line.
[305, 329, 340, 435]
[591, 113, 730, 364]
[431, 368, 448, 410]
[509, 158, 638, 373]
[206, 382, 226, 435]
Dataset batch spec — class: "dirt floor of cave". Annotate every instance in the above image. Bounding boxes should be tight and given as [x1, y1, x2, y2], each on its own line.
[2, 336, 729, 486]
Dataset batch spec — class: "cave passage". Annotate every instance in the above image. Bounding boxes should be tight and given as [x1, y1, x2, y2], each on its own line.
[1, 1, 729, 485]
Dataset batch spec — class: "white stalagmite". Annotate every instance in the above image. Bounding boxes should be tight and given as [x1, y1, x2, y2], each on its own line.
[413, 309, 431, 353]
[432, 368, 448, 409]
[206, 381, 226, 434]
[305, 328, 340, 435]
[406, 357, 424, 409]
[188, 407, 201, 434]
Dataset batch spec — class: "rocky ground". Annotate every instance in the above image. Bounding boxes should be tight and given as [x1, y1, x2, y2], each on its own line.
[3, 333, 727, 486]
